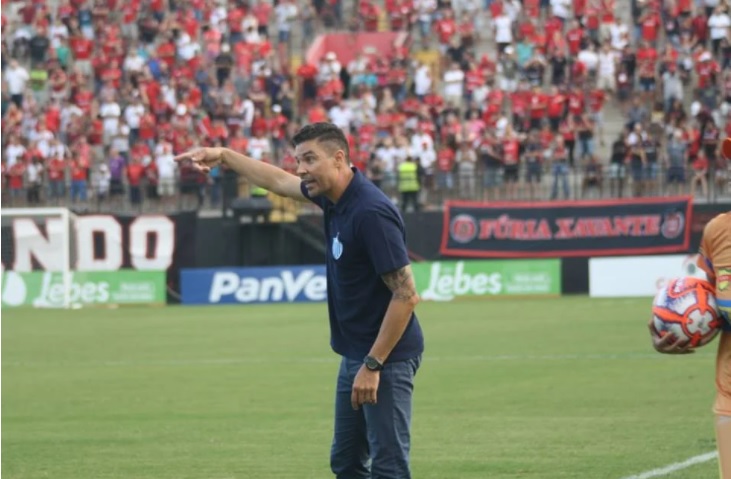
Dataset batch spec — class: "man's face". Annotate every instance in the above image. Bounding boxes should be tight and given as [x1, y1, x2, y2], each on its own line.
[295, 139, 343, 197]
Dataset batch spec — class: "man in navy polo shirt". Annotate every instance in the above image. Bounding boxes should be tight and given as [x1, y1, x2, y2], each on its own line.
[175, 122, 425, 479]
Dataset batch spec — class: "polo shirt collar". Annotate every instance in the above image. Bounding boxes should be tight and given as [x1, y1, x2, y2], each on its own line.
[332, 167, 361, 213]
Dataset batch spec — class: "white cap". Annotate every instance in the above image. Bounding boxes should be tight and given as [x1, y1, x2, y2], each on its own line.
[272, 104, 282, 112]
[699, 51, 712, 62]
[176, 104, 187, 116]
[690, 100, 702, 117]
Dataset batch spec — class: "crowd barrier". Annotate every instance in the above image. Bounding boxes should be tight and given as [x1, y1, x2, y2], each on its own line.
[2, 164, 729, 215]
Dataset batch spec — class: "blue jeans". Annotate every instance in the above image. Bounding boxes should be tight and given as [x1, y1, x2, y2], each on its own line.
[578, 137, 594, 158]
[331, 355, 421, 479]
[551, 163, 570, 199]
[71, 180, 87, 202]
[48, 180, 65, 199]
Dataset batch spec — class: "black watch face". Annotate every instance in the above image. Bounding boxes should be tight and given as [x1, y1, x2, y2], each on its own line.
[366, 357, 381, 370]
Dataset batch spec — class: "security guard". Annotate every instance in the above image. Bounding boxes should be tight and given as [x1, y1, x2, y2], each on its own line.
[249, 182, 272, 222]
[397, 156, 420, 212]
[250, 184, 268, 197]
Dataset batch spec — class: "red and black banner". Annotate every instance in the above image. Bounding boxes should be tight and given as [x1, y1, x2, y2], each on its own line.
[440, 197, 693, 258]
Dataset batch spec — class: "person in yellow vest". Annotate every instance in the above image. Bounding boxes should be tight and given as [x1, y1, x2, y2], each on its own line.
[250, 184, 268, 197]
[248, 182, 272, 222]
[251, 153, 271, 198]
[249, 156, 272, 221]
[398, 156, 420, 212]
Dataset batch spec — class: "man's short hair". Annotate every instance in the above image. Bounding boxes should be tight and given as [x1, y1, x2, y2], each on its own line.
[292, 122, 350, 162]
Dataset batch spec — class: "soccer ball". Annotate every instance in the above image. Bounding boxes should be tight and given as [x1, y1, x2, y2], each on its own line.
[651, 277, 723, 348]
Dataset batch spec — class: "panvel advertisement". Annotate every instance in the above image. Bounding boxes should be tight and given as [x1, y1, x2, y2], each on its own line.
[180, 266, 327, 305]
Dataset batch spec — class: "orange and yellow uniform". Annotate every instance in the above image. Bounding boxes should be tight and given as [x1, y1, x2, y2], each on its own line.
[696, 211, 731, 478]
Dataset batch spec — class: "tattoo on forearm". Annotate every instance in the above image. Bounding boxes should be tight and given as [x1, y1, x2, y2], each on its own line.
[382, 265, 418, 302]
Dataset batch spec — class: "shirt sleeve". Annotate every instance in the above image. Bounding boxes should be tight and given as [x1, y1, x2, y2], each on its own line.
[697, 217, 718, 281]
[358, 208, 410, 276]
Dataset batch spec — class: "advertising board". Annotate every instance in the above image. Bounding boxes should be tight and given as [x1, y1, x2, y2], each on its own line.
[1, 270, 167, 307]
[180, 266, 327, 305]
[412, 259, 561, 301]
[588, 255, 707, 297]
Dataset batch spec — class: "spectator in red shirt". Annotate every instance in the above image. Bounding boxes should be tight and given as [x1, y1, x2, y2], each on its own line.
[636, 40, 658, 104]
[69, 32, 94, 77]
[69, 158, 88, 203]
[434, 8, 457, 63]
[639, 9, 660, 46]
[565, 20, 584, 57]
[7, 160, 26, 202]
[125, 155, 146, 205]
[145, 157, 159, 202]
[502, 125, 522, 199]
[691, 9, 709, 46]
[386, 0, 410, 31]
[588, 88, 606, 146]
[47, 155, 67, 199]
[528, 86, 548, 130]
[696, 51, 720, 93]
[435, 143, 455, 192]
[307, 103, 329, 124]
[547, 86, 566, 131]
[268, 104, 289, 156]
[691, 149, 709, 198]
[359, 0, 380, 31]
[73, 84, 95, 114]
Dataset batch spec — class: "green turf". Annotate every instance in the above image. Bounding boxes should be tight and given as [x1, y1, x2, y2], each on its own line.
[1, 297, 722, 479]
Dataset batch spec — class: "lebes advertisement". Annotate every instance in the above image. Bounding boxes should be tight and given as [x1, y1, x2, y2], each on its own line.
[1, 270, 166, 307]
[411, 259, 561, 301]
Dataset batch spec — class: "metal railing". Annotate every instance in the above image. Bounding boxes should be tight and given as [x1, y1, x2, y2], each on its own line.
[2, 164, 729, 217]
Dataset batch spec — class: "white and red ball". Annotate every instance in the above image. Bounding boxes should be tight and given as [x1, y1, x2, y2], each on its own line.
[651, 277, 723, 348]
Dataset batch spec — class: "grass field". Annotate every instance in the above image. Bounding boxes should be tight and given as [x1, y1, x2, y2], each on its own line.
[1, 297, 722, 479]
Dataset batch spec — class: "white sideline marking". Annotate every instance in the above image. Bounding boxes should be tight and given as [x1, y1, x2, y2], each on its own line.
[3, 352, 715, 368]
[619, 451, 718, 479]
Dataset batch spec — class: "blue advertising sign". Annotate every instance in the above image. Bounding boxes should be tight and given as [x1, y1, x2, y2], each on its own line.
[180, 266, 327, 305]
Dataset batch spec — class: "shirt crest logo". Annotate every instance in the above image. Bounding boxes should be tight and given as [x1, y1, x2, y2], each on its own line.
[332, 233, 343, 260]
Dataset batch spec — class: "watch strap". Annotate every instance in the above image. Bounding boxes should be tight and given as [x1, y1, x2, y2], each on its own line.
[364, 355, 384, 371]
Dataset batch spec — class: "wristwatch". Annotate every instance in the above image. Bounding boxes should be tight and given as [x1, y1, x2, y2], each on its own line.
[364, 355, 384, 371]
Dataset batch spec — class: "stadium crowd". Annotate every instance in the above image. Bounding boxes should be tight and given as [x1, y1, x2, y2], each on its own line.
[1, 0, 731, 213]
